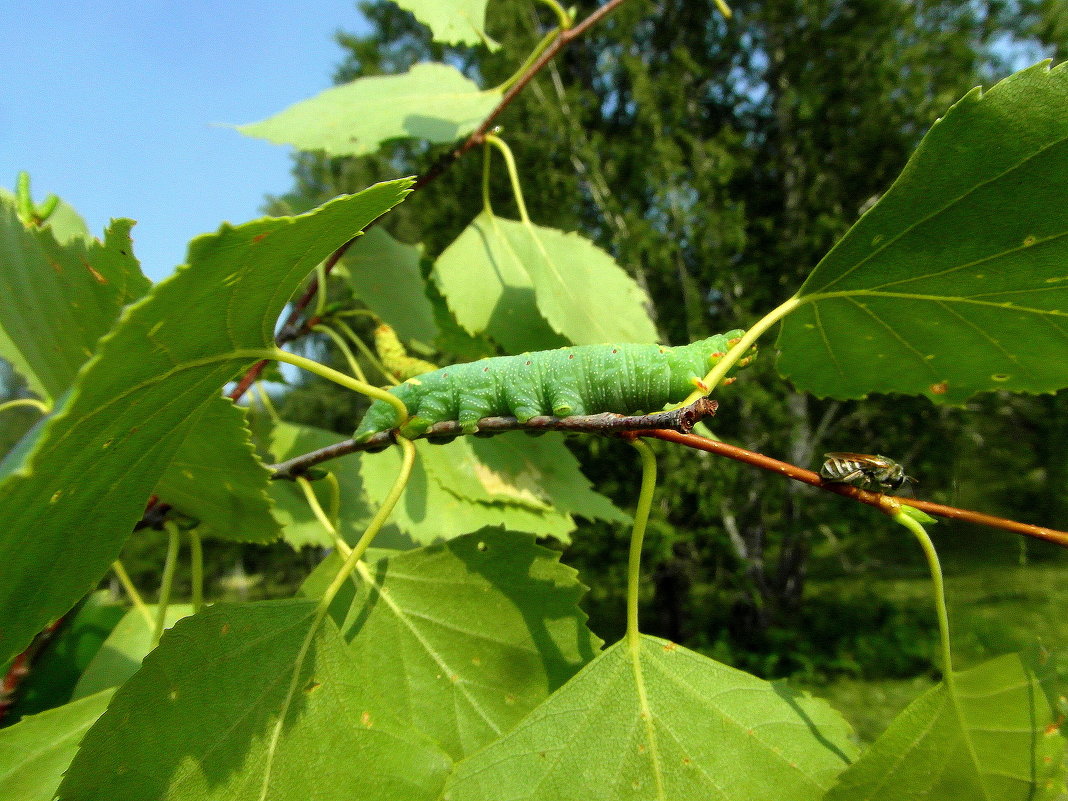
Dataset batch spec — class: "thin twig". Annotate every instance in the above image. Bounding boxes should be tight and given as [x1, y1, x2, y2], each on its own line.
[226, 0, 631, 405]
[268, 397, 719, 480]
[644, 429, 1068, 549]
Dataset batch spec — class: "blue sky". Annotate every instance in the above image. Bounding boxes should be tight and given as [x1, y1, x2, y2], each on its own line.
[2, 1, 368, 281]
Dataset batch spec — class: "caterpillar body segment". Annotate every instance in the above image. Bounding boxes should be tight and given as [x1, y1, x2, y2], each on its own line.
[352, 330, 747, 442]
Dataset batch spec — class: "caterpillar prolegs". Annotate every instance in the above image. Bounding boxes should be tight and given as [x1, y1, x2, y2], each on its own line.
[352, 330, 749, 442]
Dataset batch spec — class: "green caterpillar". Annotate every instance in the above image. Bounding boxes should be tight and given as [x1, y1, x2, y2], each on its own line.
[353, 331, 749, 442]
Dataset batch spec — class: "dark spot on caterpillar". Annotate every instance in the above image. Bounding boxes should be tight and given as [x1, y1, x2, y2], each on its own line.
[612, 348, 618, 353]
[525, 360, 532, 365]
[483, 367, 490, 371]
[711, 352, 724, 359]
[251, 233, 268, 243]
[568, 354, 575, 359]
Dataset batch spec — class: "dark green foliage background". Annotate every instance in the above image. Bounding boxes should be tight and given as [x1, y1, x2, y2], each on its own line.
[5, 0, 1064, 708]
[256, 0, 1068, 687]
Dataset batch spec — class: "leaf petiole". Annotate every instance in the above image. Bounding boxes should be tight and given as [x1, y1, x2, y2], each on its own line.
[626, 439, 658, 648]
[152, 522, 181, 648]
[0, 397, 51, 416]
[259, 436, 415, 798]
[683, 294, 802, 404]
[112, 560, 154, 628]
[892, 509, 954, 688]
[270, 347, 408, 427]
[312, 322, 368, 383]
[296, 475, 350, 557]
[484, 133, 532, 225]
[188, 530, 204, 614]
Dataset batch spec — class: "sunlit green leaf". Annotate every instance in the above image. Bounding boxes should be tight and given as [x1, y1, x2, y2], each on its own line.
[444, 635, 857, 800]
[238, 63, 501, 157]
[0, 689, 115, 801]
[417, 433, 628, 525]
[778, 63, 1068, 403]
[154, 398, 280, 542]
[433, 211, 657, 351]
[313, 531, 602, 759]
[336, 226, 438, 343]
[0, 196, 148, 404]
[427, 279, 497, 360]
[0, 180, 412, 665]
[390, 0, 499, 49]
[824, 653, 1066, 801]
[71, 604, 192, 700]
[433, 212, 570, 353]
[58, 601, 451, 801]
[469, 433, 631, 525]
[360, 440, 577, 543]
[421, 436, 551, 511]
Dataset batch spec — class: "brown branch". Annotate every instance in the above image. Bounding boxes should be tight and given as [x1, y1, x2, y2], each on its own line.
[412, 0, 629, 192]
[226, 0, 630, 405]
[644, 429, 1068, 549]
[269, 397, 718, 481]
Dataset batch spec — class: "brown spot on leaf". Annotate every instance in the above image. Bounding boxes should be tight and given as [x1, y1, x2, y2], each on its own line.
[361, 711, 373, 728]
[221, 623, 231, 635]
[252, 233, 268, 243]
[304, 680, 321, 693]
[83, 259, 107, 283]
[929, 381, 948, 395]
[662, 642, 678, 652]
